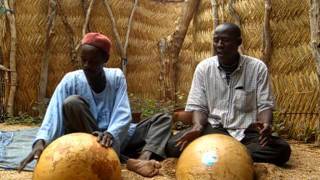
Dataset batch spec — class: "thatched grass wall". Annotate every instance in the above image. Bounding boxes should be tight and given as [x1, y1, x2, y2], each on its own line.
[0, 0, 182, 114]
[1, 0, 319, 140]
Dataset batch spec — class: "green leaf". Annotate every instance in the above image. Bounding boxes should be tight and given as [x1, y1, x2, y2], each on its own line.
[0, 7, 6, 14]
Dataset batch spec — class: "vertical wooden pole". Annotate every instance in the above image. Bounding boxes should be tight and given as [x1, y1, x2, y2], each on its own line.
[309, 0, 320, 145]
[158, 0, 200, 102]
[4, 0, 17, 116]
[103, 0, 138, 76]
[227, 0, 243, 54]
[37, 0, 57, 117]
[210, 0, 219, 55]
[261, 0, 272, 65]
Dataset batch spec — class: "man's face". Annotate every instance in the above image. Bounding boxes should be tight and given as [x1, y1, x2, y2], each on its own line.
[80, 44, 105, 75]
[213, 25, 241, 59]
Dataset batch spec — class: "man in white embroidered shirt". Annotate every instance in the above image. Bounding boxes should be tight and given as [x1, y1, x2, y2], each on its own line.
[166, 23, 291, 165]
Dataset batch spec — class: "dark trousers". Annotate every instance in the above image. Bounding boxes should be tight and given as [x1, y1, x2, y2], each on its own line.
[62, 95, 172, 162]
[121, 113, 172, 162]
[166, 123, 291, 165]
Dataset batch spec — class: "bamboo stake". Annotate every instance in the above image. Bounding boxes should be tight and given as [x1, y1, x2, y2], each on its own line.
[103, 0, 125, 59]
[122, 0, 139, 75]
[4, 0, 17, 116]
[71, 0, 96, 68]
[158, 0, 200, 101]
[82, 0, 95, 37]
[309, 0, 320, 146]
[103, 0, 138, 75]
[210, 0, 219, 29]
[210, 0, 219, 55]
[37, 0, 57, 117]
[158, 38, 166, 100]
[227, 0, 243, 54]
[261, 0, 272, 65]
[56, 1, 77, 65]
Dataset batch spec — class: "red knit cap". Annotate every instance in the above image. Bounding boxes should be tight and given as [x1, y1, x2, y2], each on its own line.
[81, 32, 112, 54]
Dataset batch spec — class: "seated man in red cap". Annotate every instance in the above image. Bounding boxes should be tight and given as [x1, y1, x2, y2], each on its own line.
[18, 32, 172, 177]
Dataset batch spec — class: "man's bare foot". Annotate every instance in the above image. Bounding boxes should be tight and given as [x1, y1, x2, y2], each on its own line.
[139, 150, 152, 160]
[127, 159, 161, 177]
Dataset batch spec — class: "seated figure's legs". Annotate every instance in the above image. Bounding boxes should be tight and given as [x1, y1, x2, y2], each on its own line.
[62, 95, 98, 134]
[241, 127, 291, 165]
[166, 123, 230, 157]
[123, 113, 172, 177]
[122, 113, 172, 160]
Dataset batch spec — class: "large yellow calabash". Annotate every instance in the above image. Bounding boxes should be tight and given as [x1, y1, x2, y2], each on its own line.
[33, 133, 121, 180]
[176, 134, 254, 180]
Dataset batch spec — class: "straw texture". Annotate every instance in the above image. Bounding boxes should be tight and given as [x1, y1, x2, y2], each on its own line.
[0, 0, 318, 141]
[186, 0, 319, 141]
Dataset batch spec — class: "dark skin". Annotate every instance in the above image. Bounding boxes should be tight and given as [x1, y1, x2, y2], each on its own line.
[176, 111, 208, 151]
[18, 44, 112, 172]
[176, 23, 272, 151]
[18, 44, 161, 177]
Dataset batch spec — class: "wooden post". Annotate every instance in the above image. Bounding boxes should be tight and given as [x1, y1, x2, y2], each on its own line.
[158, 0, 200, 101]
[310, 0, 320, 80]
[4, 0, 17, 116]
[37, 0, 57, 117]
[261, 0, 272, 65]
[309, 0, 320, 146]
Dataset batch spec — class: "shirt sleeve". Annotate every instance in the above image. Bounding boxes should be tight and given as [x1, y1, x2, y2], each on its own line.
[257, 63, 275, 113]
[107, 71, 131, 154]
[33, 75, 71, 146]
[185, 63, 209, 114]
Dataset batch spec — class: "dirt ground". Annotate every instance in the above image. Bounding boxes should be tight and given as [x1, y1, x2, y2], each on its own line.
[1, 124, 320, 180]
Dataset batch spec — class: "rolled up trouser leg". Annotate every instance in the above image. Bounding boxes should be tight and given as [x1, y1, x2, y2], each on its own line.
[122, 113, 172, 160]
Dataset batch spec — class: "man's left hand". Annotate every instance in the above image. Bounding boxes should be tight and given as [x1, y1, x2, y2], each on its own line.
[257, 122, 272, 147]
[92, 131, 113, 147]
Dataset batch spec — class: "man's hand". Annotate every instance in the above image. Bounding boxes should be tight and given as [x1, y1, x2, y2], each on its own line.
[92, 131, 113, 147]
[254, 122, 272, 147]
[255, 109, 273, 147]
[18, 139, 45, 173]
[176, 126, 202, 151]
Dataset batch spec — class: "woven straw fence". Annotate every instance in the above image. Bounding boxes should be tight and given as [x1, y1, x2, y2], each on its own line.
[0, 0, 181, 114]
[0, 0, 319, 140]
[179, 0, 319, 141]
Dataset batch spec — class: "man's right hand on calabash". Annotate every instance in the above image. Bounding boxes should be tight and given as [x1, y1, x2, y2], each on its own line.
[92, 131, 113, 148]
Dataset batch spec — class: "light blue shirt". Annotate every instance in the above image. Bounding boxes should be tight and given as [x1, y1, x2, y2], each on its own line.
[34, 68, 136, 154]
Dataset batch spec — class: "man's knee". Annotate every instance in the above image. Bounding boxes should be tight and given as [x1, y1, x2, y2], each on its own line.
[149, 113, 172, 128]
[276, 140, 291, 165]
[63, 95, 87, 109]
[156, 113, 172, 123]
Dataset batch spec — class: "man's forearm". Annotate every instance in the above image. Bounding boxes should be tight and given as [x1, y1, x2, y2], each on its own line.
[33, 139, 46, 148]
[192, 111, 208, 131]
[257, 109, 273, 125]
